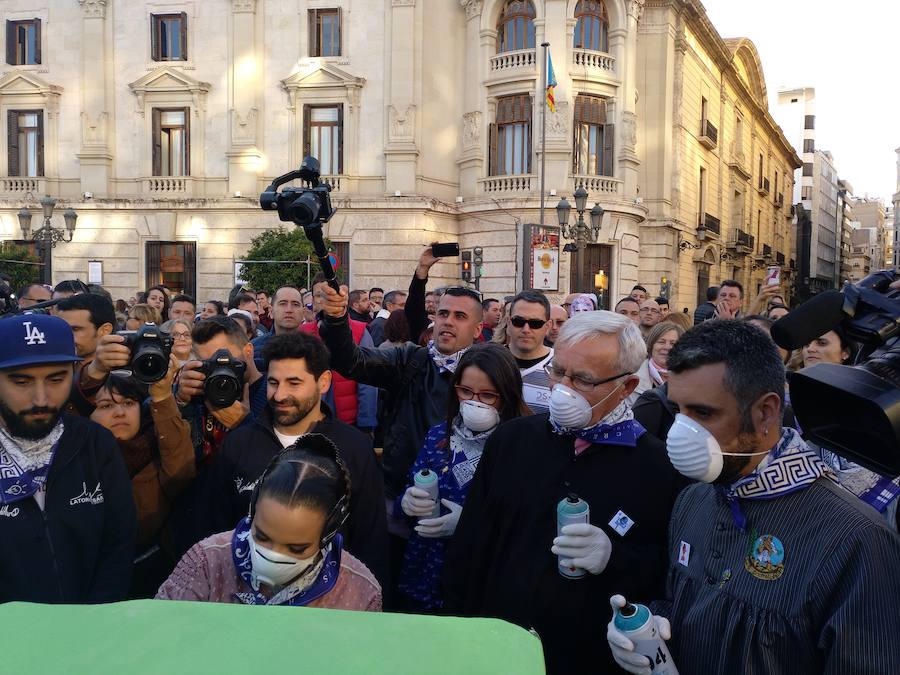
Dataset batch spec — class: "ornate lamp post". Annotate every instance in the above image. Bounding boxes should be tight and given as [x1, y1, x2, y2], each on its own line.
[18, 195, 77, 285]
[556, 187, 603, 292]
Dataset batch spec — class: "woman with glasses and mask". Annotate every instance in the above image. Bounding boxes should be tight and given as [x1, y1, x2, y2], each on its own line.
[398, 343, 530, 610]
[160, 319, 194, 366]
[157, 435, 382, 610]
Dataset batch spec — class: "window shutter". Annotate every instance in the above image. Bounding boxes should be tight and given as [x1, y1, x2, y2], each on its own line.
[33, 19, 41, 64]
[302, 105, 311, 157]
[7, 111, 19, 176]
[146, 242, 161, 288]
[602, 123, 614, 177]
[36, 112, 44, 176]
[308, 9, 318, 57]
[6, 21, 14, 64]
[184, 242, 197, 297]
[180, 12, 187, 60]
[336, 8, 342, 56]
[151, 108, 162, 176]
[183, 107, 191, 176]
[488, 122, 498, 176]
[150, 15, 160, 61]
[337, 104, 344, 174]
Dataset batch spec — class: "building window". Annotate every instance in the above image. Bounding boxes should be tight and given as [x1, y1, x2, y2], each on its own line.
[804, 115, 815, 130]
[303, 105, 343, 175]
[698, 167, 707, 225]
[308, 8, 341, 57]
[497, 0, 535, 53]
[7, 110, 43, 177]
[5, 19, 40, 65]
[152, 108, 190, 176]
[734, 113, 743, 153]
[801, 186, 813, 200]
[489, 94, 532, 176]
[803, 138, 815, 153]
[802, 162, 813, 177]
[573, 0, 608, 52]
[151, 13, 187, 61]
[573, 94, 613, 176]
[146, 241, 196, 297]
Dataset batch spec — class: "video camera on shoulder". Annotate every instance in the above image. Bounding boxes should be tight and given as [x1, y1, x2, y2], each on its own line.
[116, 323, 173, 384]
[197, 349, 246, 409]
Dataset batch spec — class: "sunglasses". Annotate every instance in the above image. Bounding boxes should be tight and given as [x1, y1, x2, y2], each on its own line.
[510, 316, 548, 329]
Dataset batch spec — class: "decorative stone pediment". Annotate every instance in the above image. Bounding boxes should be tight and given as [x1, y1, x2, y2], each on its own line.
[281, 64, 365, 111]
[128, 66, 211, 116]
[0, 71, 62, 98]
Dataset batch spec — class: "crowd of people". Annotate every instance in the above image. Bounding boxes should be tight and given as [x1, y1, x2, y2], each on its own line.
[1, 246, 899, 674]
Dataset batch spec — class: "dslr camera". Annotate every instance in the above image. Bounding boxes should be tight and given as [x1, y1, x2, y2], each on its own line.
[259, 155, 335, 229]
[197, 348, 247, 409]
[117, 323, 173, 384]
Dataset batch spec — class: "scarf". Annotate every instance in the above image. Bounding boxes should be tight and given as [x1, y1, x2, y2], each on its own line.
[550, 401, 646, 449]
[718, 427, 838, 531]
[647, 359, 667, 387]
[231, 517, 342, 607]
[118, 427, 157, 478]
[427, 340, 468, 374]
[818, 447, 900, 513]
[448, 416, 492, 489]
[0, 421, 64, 505]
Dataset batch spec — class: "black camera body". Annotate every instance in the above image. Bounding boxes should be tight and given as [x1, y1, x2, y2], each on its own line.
[117, 323, 173, 384]
[197, 348, 247, 409]
[259, 156, 335, 229]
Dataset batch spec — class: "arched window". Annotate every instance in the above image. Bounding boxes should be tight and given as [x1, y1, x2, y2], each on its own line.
[573, 0, 609, 52]
[497, 0, 536, 53]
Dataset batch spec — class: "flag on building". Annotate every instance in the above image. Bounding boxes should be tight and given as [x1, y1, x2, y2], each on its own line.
[546, 51, 557, 113]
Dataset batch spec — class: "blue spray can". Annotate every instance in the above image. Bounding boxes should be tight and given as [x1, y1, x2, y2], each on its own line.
[556, 493, 590, 578]
[613, 601, 679, 675]
[413, 468, 440, 518]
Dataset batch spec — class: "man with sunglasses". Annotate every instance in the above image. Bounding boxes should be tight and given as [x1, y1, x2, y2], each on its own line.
[506, 290, 555, 414]
[446, 310, 684, 675]
[319, 277, 483, 603]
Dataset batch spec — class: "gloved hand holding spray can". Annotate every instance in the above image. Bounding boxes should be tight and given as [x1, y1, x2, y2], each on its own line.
[607, 594, 679, 675]
[413, 469, 441, 519]
[556, 493, 589, 578]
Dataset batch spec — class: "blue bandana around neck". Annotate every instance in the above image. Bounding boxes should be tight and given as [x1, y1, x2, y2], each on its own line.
[0, 422, 64, 505]
[550, 401, 646, 448]
[717, 427, 838, 531]
[230, 517, 342, 607]
[427, 341, 468, 374]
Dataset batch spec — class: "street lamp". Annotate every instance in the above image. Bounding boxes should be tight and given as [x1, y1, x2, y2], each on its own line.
[556, 190, 603, 292]
[17, 195, 77, 285]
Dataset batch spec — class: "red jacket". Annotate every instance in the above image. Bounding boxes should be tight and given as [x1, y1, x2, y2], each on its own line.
[300, 319, 366, 426]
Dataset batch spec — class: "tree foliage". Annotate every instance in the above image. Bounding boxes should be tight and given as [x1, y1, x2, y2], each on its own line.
[239, 227, 338, 293]
[0, 243, 42, 295]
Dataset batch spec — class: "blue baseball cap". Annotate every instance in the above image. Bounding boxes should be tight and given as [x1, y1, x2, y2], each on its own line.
[0, 314, 83, 370]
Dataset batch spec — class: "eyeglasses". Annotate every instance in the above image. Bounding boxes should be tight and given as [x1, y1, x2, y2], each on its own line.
[510, 316, 548, 329]
[171, 332, 191, 341]
[455, 385, 500, 406]
[639, 308, 661, 315]
[543, 363, 631, 393]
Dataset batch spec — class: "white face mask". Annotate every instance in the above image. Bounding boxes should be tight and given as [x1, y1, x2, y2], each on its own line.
[665, 413, 770, 483]
[249, 531, 315, 588]
[459, 399, 500, 433]
[548, 382, 622, 430]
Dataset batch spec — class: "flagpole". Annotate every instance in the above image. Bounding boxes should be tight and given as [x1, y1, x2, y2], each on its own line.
[540, 42, 549, 228]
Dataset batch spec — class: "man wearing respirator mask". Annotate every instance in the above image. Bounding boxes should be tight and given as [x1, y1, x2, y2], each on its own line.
[607, 320, 900, 674]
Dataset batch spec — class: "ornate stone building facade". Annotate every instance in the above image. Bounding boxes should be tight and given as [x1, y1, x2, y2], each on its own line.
[0, 0, 796, 306]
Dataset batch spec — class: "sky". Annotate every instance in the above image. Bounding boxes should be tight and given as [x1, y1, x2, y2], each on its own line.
[700, 0, 899, 205]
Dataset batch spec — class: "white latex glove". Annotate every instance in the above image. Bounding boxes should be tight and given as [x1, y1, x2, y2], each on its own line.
[415, 499, 463, 539]
[606, 594, 672, 675]
[551, 523, 612, 575]
[401, 486, 436, 518]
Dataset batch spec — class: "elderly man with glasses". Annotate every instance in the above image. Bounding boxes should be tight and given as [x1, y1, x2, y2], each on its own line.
[446, 310, 685, 675]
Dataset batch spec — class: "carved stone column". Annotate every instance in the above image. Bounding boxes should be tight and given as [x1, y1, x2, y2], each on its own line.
[76, 0, 112, 196]
[457, 0, 483, 196]
[618, 0, 644, 195]
[384, 0, 418, 193]
[227, 0, 262, 195]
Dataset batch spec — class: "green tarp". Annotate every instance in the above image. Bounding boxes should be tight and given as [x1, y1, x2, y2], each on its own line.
[1, 600, 545, 674]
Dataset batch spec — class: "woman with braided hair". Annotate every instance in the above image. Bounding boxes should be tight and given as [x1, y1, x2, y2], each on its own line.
[156, 434, 382, 610]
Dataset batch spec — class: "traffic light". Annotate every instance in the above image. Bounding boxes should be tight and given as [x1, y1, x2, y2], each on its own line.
[660, 276, 672, 299]
[461, 250, 473, 282]
[473, 246, 484, 278]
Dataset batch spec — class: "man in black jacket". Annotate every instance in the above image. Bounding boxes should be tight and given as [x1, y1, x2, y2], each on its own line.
[199, 332, 389, 587]
[693, 285, 719, 324]
[0, 314, 136, 603]
[445, 311, 685, 675]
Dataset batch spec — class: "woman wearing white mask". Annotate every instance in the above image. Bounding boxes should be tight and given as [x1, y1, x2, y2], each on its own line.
[156, 435, 382, 611]
[398, 343, 531, 610]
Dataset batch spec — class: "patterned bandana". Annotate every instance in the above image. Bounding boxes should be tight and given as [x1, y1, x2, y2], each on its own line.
[427, 341, 468, 374]
[0, 421, 64, 505]
[550, 401, 646, 448]
[818, 447, 900, 513]
[230, 517, 341, 607]
[718, 427, 837, 531]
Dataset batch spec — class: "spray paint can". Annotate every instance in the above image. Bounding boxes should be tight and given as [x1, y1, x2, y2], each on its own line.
[613, 601, 679, 675]
[413, 469, 440, 518]
[556, 493, 590, 578]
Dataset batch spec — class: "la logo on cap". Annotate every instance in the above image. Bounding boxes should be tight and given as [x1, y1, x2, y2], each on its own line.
[23, 321, 47, 346]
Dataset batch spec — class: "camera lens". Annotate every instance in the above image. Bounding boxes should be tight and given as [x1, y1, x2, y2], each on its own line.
[131, 344, 169, 383]
[289, 192, 321, 227]
[204, 369, 241, 409]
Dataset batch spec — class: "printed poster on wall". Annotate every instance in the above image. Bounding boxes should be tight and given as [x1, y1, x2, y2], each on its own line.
[530, 226, 560, 291]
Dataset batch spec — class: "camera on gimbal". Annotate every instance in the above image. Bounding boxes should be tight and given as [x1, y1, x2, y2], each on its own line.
[117, 323, 174, 384]
[259, 156, 335, 229]
[197, 349, 247, 409]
